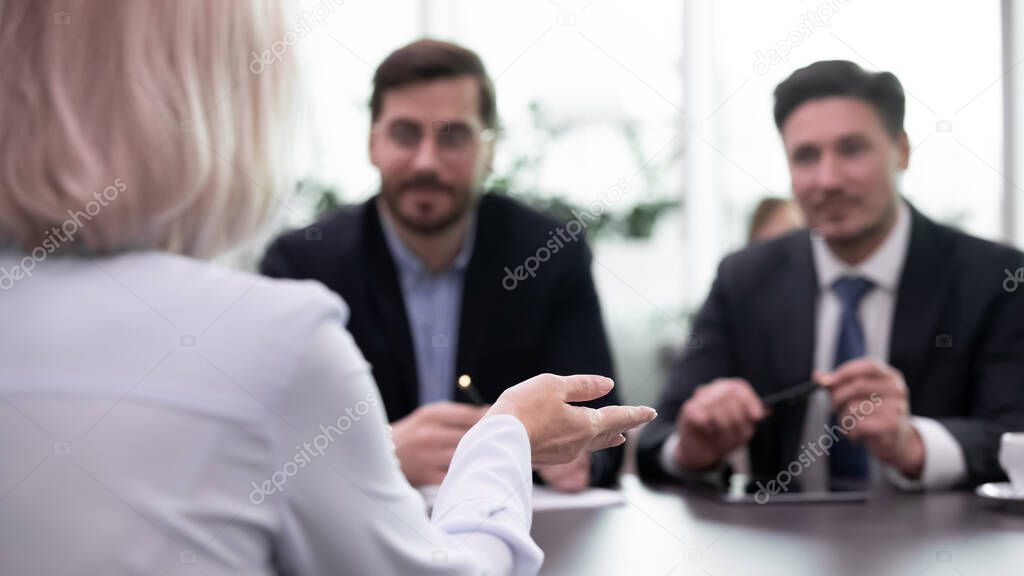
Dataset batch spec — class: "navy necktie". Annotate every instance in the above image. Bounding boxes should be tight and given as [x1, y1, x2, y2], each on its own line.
[828, 276, 875, 482]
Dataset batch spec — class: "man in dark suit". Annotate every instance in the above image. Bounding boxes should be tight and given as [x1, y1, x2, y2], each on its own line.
[638, 60, 1024, 494]
[262, 39, 622, 490]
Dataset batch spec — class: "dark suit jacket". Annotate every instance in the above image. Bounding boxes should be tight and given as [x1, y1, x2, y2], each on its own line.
[637, 203, 1024, 487]
[261, 193, 623, 486]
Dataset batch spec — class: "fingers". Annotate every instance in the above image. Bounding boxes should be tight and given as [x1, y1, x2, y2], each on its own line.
[543, 473, 589, 493]
[685, 379, 764, 432]
[557, 374, 615, 403]
[844, 401, 906, 440]
[392, 424, 461, 451]
[739, 391, 768, 422]
[420, 463, 451, 486]
[714, 426, 748, 452]
[396, 438, 457, 487]
[588, 432, 627, 452]
[426, 426, 468, 449]
[729, 394, 761, 428]
[823, 357, 891, 386]
[709, 401, 742, 432]
[709, 402, 752, 442]
[827, 376, 905, 413]
[681, 400, 713, 433]
[676, 379, 765, 465]
[425, 402, 490, 429]
[592, 405, 657, 438]
[537, 451, 590, 474]
[537, 454, 591, 492]
[829, 379, 885, 412]
[719, 380, 765, 423]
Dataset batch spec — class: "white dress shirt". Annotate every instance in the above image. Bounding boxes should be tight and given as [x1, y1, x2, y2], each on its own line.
[662, 201, 967, 490]
[0, 250, 542, 575]
[379, 208, 476, 405]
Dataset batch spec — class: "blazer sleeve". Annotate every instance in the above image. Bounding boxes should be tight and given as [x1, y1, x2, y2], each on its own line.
[938, 254, 1024, 485]
[636, 262, 740, 484]
[537, 240, 623, 487]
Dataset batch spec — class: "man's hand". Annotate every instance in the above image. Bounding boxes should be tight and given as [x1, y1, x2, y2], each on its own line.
[488, 373, 657, 466]
[391, 402, 489, 486]
[675, 378, 767, 471]
[819, 358, 924, 478]
[536, 451, 591, 493]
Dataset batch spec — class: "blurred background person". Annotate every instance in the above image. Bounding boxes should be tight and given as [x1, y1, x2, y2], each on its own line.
[637, 60, 1024, 493]
[748, 197, 804, 244]
[0, 2, 655, 574]
[262, 39, 622, 492]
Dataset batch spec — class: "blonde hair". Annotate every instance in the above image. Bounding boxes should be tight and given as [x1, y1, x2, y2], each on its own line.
[0, 0, 293, 257]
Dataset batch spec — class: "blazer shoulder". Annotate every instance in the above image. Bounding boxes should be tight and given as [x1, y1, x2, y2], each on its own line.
[942, 223, 1024, 270]
[480, 192, 568, 234]
[480, 192, 594, 257]
[262, 202, 369, 276]
[717, 228, 810, 287]
[276, 202, 365, 250]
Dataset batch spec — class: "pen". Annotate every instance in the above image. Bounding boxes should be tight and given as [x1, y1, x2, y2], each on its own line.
[458, 374, 485, 406]
[760, 379, 821, 409]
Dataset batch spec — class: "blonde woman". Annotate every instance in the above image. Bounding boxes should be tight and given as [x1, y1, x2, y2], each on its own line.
[0, 2, 655, 574]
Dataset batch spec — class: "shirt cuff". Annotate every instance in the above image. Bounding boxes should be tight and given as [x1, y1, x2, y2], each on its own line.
[431, 413, 543, 576]
[885, 416, 967, 491]
[659, 430, 729, 485]
[660, 431, 687, 479]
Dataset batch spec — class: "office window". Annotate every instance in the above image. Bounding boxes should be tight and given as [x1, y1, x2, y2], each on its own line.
[287, 0, 1016, 405]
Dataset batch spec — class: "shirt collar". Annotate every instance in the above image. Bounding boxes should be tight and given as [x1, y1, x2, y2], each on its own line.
[811, 199, 911, 295]
[379, 206, 477, 278]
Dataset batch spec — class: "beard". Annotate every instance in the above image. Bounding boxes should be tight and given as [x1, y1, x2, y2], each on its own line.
[381, 173, 473, 236]
[816, 191, 896, 243]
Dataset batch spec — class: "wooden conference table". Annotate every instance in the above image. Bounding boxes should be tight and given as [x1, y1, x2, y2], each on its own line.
[530, 475, 1024, 576]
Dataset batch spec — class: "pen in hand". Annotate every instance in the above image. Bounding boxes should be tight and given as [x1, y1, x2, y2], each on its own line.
[458, 374, 485, 406]
[759, 378, 823, 409]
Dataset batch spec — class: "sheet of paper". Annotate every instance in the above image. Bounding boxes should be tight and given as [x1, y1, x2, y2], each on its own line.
[530, 485, 625, 512]
[417, 484, 625, 513]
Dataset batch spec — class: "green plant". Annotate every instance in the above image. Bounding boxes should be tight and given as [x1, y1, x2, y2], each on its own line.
[489, 101, 682, 240]
[297, 100, 684, 239]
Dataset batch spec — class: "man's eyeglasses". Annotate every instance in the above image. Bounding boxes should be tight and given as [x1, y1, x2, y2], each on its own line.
[381, 119, 495, 156]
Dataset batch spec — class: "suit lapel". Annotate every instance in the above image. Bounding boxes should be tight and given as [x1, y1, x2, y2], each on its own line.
[455, 195, 494, 402]
[762, 232, 818, 464]
[363, 199, 420, 413]
[756, 206, 951, 471]
[889, 205, 955, 391]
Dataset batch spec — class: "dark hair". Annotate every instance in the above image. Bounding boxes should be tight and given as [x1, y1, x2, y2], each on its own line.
[370, 39, 496, 129]
[773, 60, 905, 137]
